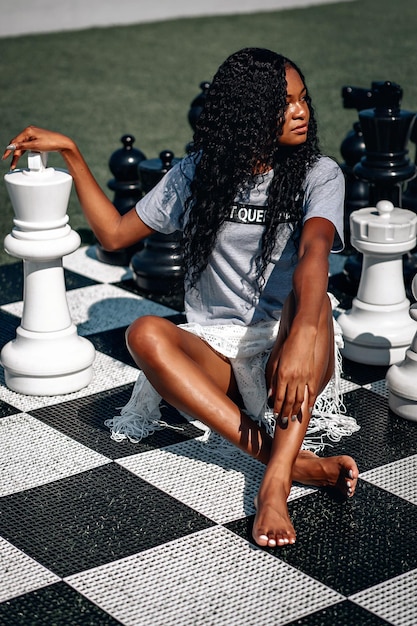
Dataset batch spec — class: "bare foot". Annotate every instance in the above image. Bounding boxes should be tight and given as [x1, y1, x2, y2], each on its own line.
[292, 450, 358, 497]
[252, 472, 296, 548]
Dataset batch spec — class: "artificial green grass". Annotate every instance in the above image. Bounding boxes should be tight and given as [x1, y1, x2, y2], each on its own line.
[0, 0, 416, 264]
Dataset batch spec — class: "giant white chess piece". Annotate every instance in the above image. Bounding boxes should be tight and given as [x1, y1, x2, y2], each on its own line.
[386, 273, 417, 421]
[338, 200, 417, 365]
[1, 152, 95, 395]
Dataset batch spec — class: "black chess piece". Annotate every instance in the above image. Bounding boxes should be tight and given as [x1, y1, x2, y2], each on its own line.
[130, 150, 184, 306]
[185, 81, 210, 154]
[343, 82, 416, 288]
[96, 134, 146, 266]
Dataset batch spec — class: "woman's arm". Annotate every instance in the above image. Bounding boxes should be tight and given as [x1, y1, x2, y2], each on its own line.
[2, 126, 154, 251]
[269, 216, 335, 420]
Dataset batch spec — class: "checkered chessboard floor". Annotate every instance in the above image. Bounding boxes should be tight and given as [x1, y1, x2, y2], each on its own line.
[1, 245, 417, 626]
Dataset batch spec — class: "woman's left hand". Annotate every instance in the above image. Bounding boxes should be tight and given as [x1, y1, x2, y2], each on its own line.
[268, 330, 317, 424]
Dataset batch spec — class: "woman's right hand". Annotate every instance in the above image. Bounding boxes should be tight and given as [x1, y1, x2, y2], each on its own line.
[2, 126, 75, 170]
[2, 125, 154, 250]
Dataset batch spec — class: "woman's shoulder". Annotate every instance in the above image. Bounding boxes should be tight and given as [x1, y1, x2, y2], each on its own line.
[177, 152, 199, 179]
[155, 152, 198, 201]
[157, 152, 197, 186]
[306, 155, 343, 181]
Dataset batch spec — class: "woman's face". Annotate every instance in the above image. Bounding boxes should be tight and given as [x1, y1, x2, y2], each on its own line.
[278, 66, 310, 147]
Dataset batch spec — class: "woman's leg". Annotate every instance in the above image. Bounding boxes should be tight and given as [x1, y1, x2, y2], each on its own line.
[126, 314, 357, 546]
[126, 315, 267, 459]
[252, 292, 357, 548]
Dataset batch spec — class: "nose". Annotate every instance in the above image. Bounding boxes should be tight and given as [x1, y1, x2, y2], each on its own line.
[292, 100, 307, 118]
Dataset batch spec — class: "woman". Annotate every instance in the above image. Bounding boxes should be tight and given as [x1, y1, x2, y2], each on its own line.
[3, 48, 359, 549]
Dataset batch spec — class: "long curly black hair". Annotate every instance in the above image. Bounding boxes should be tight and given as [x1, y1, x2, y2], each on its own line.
[183, 47, 320, 290]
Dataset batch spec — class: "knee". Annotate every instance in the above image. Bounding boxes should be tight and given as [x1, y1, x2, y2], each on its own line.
[125, 315, 168, 363]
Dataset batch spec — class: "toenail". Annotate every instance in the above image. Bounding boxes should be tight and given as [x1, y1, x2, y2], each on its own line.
[259, 534, 269, 542]
[349, 470, 354, 479]
[281, 416, 288, 425]
[291, 415, 297, 422]
[347, 481, 351, 488]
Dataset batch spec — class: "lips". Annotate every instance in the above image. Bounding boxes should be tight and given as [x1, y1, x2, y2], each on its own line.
[292, 125, 308, 134]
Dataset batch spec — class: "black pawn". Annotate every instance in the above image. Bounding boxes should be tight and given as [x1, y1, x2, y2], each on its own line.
[96, 134, 146, 266]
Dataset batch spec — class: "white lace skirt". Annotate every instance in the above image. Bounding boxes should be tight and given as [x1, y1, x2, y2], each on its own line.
[105, 310, 360, 453]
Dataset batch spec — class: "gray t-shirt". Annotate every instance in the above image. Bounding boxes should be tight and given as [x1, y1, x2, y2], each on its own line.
[136, 154, 344, 326]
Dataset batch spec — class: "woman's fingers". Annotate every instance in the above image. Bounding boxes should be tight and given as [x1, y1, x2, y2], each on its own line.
[3, 146, 26, 170]
[273, 381, 313, 425]
[2, 127, 38, 168]
[2, 148, 24, 170]
[2, 126, 70, 169]
[273, 379, 300, 424]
